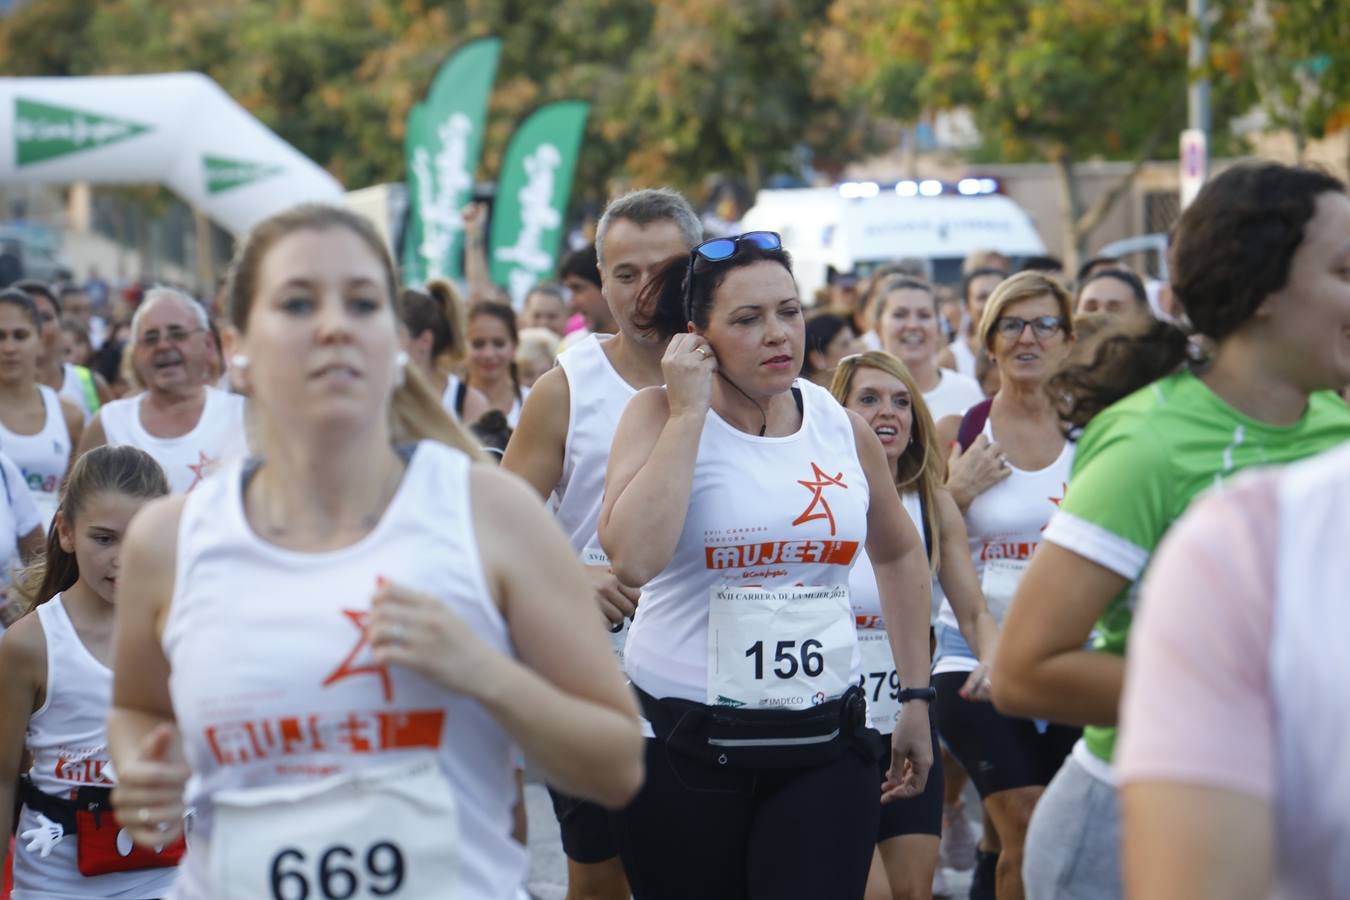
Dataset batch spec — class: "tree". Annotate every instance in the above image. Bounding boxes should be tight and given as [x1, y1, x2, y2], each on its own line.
[1234, 0, 1350, 165]
[816, 0, 1192, 272]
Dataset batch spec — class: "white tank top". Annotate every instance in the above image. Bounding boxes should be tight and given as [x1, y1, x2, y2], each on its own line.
[441, 374, 467, 421]
[505, 386, 528, 429]
[99, 387, 247, 494]
[552, 335, 638, 653]
[922, 369, 985, 422]
[850, 493, 928, 734]
[162, 442, 525, 900]
[59, 363, 96, 423]
[0, 384, 70, 526]
[948, 340, 977, 380]
[1271, 444, 1350, 899]
[13, 595, 177, 898]
[849, 491, 925, 622]
[553, 335, 634, 565]
[624, 379, 869, 703]
[934, 417, 1073, 674]
[0, 452, 41, 621]
[449, 378, 529, 428]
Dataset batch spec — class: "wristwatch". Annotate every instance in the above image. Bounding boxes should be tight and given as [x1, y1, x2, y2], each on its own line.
[897, 687, 937, 704]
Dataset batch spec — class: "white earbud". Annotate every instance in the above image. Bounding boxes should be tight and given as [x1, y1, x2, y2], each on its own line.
[230, 354, 250, 370]
[394, 350, 408, 387]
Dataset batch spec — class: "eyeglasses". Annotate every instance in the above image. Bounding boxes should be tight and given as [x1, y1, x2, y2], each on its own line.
[993, 315, 1066, 341]
[683, 231, 783, 322]
[139, 326, 204, 348]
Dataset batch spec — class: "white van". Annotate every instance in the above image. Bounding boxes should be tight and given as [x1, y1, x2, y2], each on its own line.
[738, 185, 1047, 299]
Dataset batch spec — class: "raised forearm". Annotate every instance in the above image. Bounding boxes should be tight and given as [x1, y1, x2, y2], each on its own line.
[602, 413, 704, 585]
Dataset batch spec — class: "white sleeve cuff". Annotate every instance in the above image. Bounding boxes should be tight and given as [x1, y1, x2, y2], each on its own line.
[1042, 511, 1150, 581]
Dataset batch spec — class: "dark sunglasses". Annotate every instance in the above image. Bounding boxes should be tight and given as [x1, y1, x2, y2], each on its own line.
[993, 315, 1066, 340]
[683, 231, 783, 322]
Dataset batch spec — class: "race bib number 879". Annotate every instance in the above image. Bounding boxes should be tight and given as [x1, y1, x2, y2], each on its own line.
[208, 758, 457, 899]
[707, 584, 855, 710]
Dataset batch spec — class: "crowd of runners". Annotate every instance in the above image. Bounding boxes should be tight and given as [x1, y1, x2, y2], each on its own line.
[0, 158, 1346, 900]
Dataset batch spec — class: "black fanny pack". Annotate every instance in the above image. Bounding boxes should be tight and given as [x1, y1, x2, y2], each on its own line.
[19, 775, 114, 833]
[636, 685, 882, 769]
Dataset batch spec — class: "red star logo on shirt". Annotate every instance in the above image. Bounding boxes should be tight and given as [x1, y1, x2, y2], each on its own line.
[321, 609, 393, 702]
[1042, 482, 1068, 532]
[793, 462, 848, 536]
[186, 451, 217, 491]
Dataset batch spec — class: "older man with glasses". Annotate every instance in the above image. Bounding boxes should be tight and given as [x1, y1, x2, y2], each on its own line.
[75, 286, 247, 493]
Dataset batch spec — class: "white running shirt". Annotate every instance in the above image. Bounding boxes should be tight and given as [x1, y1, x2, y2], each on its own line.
[0, 385, 71, 526]
[163, 442, 525, 899]
[935, 417, 1073, 675]
[552, 334, 637, 654]
[12, 595, 178, 898]
[625, 380, 869, 704]
[98, 388, 247, 494]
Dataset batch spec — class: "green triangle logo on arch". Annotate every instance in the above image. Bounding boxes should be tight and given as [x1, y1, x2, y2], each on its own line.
[204, 155, 285, 195]
[14, 98, 153, 166]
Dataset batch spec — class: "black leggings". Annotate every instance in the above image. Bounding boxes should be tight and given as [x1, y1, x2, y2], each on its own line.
[616, 737, 880, 899]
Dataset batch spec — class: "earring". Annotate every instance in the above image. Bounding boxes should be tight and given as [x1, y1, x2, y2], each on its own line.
[394, 350, 408, 387]
[230, 354, 249, 369]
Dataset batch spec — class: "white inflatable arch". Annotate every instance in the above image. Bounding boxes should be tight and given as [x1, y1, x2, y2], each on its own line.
[0, 73, 343, 236]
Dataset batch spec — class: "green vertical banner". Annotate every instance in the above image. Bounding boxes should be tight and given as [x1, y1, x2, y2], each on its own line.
[402, 37, 501, 284]
[488, 100, 590, 306]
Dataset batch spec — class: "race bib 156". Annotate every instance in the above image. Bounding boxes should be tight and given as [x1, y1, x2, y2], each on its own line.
[707, 585, 855, 710]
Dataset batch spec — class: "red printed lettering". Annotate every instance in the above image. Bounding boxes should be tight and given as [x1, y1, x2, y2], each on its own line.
[705, 540, 860, 570]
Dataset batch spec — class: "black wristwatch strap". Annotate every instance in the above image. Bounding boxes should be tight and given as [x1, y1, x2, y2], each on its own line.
[898, 687, 937, 704]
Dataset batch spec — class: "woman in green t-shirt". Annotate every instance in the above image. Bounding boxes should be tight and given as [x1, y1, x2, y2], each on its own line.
[990, 162, 1350, 899]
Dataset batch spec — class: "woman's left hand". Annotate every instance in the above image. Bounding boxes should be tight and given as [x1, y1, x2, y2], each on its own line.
[960, 662, 994, 702]
[369, 578, 496, 696]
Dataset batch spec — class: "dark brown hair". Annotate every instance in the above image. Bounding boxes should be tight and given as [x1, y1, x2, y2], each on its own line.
[633, 243, 794, 337]
[398, 278, 466, 361]
[1052, 162, 1346, 429]
[19, 446, 169, 610]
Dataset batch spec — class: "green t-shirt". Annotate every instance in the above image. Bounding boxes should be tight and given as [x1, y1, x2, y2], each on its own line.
[1043, 370, 1350, 764]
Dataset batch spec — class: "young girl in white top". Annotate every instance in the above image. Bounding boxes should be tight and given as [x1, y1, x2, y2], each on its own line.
[0, 445, 175, 899]
[0, 289, 84, 525]
[105, 204, 642, 900]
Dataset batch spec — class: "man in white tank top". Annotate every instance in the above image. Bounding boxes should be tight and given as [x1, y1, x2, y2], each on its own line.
[76, 288, 247, 493]
[503, 187, 701, 898]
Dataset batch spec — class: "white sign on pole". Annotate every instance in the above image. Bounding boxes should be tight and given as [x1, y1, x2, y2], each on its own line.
[1179, 128, 1208, 210]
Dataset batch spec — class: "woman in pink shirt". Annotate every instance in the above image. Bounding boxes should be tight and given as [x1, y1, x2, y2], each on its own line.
[1118, 440, 1350, 899]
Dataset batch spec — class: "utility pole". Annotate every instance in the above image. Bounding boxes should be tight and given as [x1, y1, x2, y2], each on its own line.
[1180, 0, 1211, 208]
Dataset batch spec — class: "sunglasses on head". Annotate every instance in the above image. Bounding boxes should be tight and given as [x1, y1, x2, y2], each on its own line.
[683, 231, 783, 323]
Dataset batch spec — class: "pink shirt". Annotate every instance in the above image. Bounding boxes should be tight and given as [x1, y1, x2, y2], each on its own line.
[1119, 441, 1350, 899]
[1117, 474, 1278, 800]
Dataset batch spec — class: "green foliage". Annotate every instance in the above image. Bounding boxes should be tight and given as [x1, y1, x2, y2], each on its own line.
[1228, 0, 1350, 151]
[817, 0, 1191, 164]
